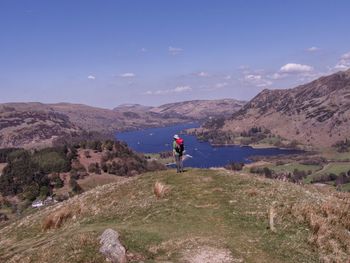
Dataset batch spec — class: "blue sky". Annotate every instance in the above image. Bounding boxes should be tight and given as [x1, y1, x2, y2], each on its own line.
[1, 0, 350, 108]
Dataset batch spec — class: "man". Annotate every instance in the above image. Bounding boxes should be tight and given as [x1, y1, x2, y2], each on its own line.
[173, 134, 184, 173]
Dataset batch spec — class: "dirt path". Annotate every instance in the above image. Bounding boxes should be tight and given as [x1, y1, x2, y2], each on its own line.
[182, 246, 241, 263]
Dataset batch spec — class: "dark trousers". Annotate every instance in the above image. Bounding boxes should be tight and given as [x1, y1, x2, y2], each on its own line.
[175, 155, 183, 172]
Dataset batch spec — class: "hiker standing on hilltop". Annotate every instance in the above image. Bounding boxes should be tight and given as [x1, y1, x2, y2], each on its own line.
[173, 134, 184, 173]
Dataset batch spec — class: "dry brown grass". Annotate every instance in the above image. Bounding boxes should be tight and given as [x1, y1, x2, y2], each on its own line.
[269, 202, 277, 233]
[153, 181, 170, 199]
[42, 205, 81, 231]
[245, 188, 259, 197]
[78, 173, 125, 191]
[289, 192, 350, 263]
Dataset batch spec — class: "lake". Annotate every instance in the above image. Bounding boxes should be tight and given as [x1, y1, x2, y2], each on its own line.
[116, 123, 302, 168]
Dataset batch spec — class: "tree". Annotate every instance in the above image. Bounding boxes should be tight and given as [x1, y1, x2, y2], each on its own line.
[69, 178, 83, 195]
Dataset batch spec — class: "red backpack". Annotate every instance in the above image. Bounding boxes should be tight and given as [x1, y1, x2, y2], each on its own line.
[175, 138, 184, 154]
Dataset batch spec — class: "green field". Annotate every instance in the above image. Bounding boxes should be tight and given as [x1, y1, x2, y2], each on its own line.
[313, 162, 350, 176]
[269, 162, 322, 174]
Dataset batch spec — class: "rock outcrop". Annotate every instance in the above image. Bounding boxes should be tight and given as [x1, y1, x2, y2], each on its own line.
[99, 228, 126, 263]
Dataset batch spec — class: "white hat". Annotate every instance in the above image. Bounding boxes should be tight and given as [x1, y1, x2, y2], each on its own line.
[174, 134, 180, 139]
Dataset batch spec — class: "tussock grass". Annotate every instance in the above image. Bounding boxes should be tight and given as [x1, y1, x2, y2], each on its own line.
[42, 205, 81, 231]
[289, 192, 350, 263]
[153, 181, 170, 199]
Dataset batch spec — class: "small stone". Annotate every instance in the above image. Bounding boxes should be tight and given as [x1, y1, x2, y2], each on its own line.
[99, 228, 126, 263]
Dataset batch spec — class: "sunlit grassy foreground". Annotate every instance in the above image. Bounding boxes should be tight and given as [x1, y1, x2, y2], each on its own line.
[1, 169, 349, 262]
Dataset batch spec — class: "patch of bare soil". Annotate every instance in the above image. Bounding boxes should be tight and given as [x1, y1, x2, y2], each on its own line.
[182, 246, 241, 263]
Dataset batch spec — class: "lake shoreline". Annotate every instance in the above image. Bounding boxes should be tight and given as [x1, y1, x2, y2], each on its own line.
[116, 123, 304, 168]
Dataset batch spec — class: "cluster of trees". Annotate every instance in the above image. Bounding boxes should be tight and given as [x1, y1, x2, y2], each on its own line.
[311, 170, 350, 186]
[333, 139, 350, 153]
[0, 139, 166, 202]
[193, 129, 236, 145]
[225, 162, 244, 171]
[76, 139, 165, 177]
[250, 167, 273, 178]
[249, 167, 309, 183]
[202, 117, 226, 130]
[0, 147, 71, 201]
[0, 148, 18, 163]
[193, 126, 287, 147]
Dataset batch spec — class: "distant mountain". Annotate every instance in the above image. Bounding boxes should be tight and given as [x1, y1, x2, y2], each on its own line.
[0, 99, 245, 148]
[149, 99, 246, 120]
[113, 103, 153, 111]
[221, 69, 350, 147]
[0, 104, 81, 148]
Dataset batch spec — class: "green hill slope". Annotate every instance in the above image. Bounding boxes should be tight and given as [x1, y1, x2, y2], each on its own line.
[1, 169, 349, 262]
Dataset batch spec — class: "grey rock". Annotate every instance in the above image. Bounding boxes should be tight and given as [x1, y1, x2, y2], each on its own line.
[99, 228, 126, 263]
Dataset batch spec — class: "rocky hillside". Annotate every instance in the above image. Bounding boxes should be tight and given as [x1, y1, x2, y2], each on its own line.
[0, 99, 245, 148]
[0, 169, 349, 262]
[149, 99, 245, 120]
[0, 104, 82, 148]
[52, 103, 185, 133]
[221, 69, 350, 148]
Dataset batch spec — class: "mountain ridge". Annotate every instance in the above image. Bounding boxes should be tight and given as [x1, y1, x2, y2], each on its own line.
[0, 99, 245, 148]
[221, 69, 350, 148]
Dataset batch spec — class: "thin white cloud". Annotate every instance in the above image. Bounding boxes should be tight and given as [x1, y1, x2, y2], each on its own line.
[307, 46, 320, 52]
[174, 85, 191, 92]
[269, 72, 286, 80]
[224, 75, 232, 80]
[146, 85, 191, 95]
[120, 73, 136, 78]
[215, 82, 228, 88]
[140, 47, 147, 52]
[334, 51, 350, 71]
[280, 63, 313, 73]
[243, 73, 272, 87]
[87, 75, 96, 80]
[168, 46, 183, 55]
[245, 74, 262, 81]
[197, 71, 209, 77]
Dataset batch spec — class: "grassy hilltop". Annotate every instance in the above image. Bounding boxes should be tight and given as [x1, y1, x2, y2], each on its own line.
[1, 169, 349, 263]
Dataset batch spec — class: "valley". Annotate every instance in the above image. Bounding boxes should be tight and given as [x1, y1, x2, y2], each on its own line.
[1, 70, 350, 262]
[0, 99, 245, 148]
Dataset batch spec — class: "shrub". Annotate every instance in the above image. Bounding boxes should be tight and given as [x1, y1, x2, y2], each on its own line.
[69, 178, 83, 195]
[100, 162, 108, 173]
[39, 186, 50, 198]
[86, 141, 102, 152]
[103, 140, 114, 151]
[0, 149, 43, 196]
[51, 174, 64, 189]
[0, 148, 20, 163]
[225, 162, 244, 171]
[22, 184, 40, 201]
[88, 163, 101, 174]
[32, 148, 71, 173]
[250, 167, 273, 178]
[84, 150, 91, 158]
